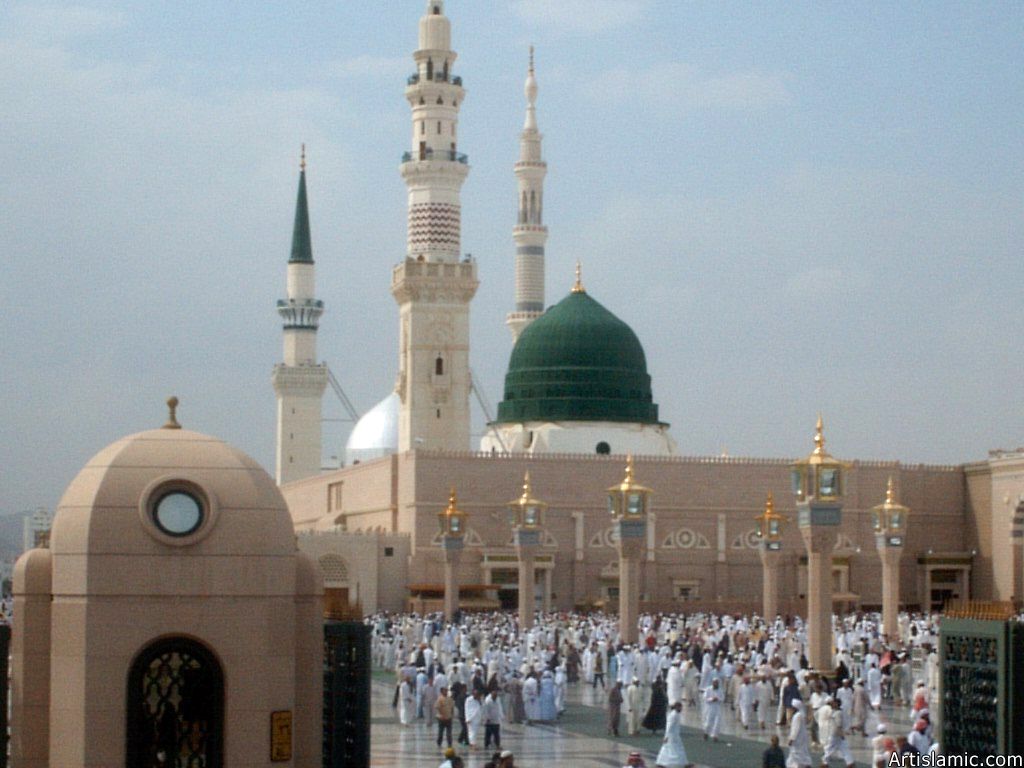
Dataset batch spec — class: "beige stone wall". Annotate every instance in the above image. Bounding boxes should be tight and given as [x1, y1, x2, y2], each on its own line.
[289, 448, 977, 613]
[297, 529, 410, 614]
[964, 462, 994, 598]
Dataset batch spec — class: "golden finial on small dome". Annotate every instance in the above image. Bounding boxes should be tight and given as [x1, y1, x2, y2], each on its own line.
[624, 454, 635, 483]
[447, 485, 458, 510]
[300, 143, 306, 172]
[163, 396, 181, 430]
[885, 476, 897, 505]
[571, 260, 585, 293]
[765, 490, 775, 514]
[522, 470, 532, 497]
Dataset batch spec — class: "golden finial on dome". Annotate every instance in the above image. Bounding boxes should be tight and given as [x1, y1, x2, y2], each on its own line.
[885, 476, 896, 505]
[300, 143, 306, 172]
[572, 260, 585, 293]
[163, 396, 181, 430]
[522, 470, 532, 497]
[624, 454, 634, 483]
[447, 485, 458, 510]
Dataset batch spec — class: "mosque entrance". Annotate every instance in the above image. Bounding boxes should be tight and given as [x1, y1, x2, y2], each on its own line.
[126, 637, 224, 768]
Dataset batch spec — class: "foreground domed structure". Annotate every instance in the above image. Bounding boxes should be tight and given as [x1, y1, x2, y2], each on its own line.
[482, 276, 677, 456]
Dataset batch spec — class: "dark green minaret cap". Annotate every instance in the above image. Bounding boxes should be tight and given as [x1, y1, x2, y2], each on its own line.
[289, 144, 314, 264]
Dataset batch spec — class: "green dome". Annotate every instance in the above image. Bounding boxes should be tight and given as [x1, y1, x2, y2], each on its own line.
[495, 290, 661, 424]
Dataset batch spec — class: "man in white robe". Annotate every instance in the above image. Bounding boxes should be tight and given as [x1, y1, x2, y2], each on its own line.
[464, 690, 484, 748]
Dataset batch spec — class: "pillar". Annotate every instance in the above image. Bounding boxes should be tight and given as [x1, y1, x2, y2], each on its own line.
[617, 527, 645, 645]
[760, 547, 783, 620]
[801, 525, 836, 672]
[878, 546, 901, 640]
[520, 548, 536, 630]
[443, 542, 462, 621]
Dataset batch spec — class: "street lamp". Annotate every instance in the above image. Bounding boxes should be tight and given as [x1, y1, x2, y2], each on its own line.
[791, 415, 846, 672]
[509, 472, 547, 628]
[607, 456, 651, 644]
[872, 477, 910, 638]
[755, 491, 790, 619]
[438, 487, 466, 621]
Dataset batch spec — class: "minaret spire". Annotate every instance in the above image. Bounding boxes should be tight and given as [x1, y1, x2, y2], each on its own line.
[290, 145, 313, 264]
[272, 146, 327, 484]
[392, 3, 479, 453]
[506, 46, 548, 342]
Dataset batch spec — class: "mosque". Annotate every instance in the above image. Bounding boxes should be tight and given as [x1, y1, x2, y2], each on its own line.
[275, 2, 1024, 618]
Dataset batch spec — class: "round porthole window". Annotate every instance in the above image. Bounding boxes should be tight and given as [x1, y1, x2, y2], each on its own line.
[153, 491, 204, 537]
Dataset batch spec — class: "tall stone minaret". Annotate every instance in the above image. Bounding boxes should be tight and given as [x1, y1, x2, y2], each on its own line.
[392, 1, 479, 452]
[272, 146, 328, 484]
[507, 46, 548, 342]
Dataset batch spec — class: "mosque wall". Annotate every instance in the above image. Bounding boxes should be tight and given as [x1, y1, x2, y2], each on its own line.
[284, 449, 980, 614]
[965, 461, 995, 599]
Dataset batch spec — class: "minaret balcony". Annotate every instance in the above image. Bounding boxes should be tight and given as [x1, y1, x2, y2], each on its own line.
[277, 298, 324, 329]
[407, 72, 462, 86]
[402, 148, 468, 164]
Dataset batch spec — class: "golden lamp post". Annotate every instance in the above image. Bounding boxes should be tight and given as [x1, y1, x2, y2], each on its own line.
[607, 456, 651, 645]
[872, 477, 910, 640]
[755, 491, 789, 620]
[791, 415, 846, 672]
[438, 487, 467, 621]
[509, 471, 546, 630]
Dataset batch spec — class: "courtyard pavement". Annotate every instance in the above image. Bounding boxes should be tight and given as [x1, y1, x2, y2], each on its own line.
[369, 671, 921, 767]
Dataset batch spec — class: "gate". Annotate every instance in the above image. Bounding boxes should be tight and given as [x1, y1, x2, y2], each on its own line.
[323, 621, 371, 768]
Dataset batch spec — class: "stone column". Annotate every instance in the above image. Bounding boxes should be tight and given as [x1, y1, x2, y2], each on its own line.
[617, 519, 646, 645]
[443, 539, 463, 621]
[759, 546, 783, 620]
[800, 522, 837, 672]
[877, 544, 902, 640]
[515, 528, 539, 630]
[543, 567, 553, 613]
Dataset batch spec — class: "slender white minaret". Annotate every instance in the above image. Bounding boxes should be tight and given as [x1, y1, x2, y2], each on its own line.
[507, 46, 548, 342]
[272, 146, 328, 484]
[392, 1, 478, 452]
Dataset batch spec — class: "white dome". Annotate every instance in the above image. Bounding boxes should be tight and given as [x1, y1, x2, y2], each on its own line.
[345, 392, 399, 465]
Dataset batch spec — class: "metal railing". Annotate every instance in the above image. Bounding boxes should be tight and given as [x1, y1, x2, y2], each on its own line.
[400, 148, 468, 164]
[406, 73, 463, 86]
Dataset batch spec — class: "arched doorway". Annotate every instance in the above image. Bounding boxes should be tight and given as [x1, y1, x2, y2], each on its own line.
[318, 553, 353, 617]
[126, 637, 224, 768]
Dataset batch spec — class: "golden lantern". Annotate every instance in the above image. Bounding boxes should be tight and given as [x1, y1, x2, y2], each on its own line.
[438, 486, 467, 538]
[872, 477, 909, 544]
[755, 491, 789, 550]
[508, 471, 546, 530]
[790, 415, 845, 503]
[607, 455, 652, 519]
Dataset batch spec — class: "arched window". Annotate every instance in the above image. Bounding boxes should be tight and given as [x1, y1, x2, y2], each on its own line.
[426, 59, 433, 80]
[126, 637, 224, 768]
[596, 441, 611, 455]
[435, 357, 444, 375]
[529, 190, 536, 221]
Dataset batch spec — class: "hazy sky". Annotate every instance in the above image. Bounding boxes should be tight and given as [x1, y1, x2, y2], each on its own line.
[2, 1, 1022, 515]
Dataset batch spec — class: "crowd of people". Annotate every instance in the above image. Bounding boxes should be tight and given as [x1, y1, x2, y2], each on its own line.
[369, 608, 945, 768]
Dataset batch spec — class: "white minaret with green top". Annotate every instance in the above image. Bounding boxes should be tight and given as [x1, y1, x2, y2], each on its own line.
[392, 1, 478, 452]
[507, 47, 548, 342]
[272, 147, 327, 484]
